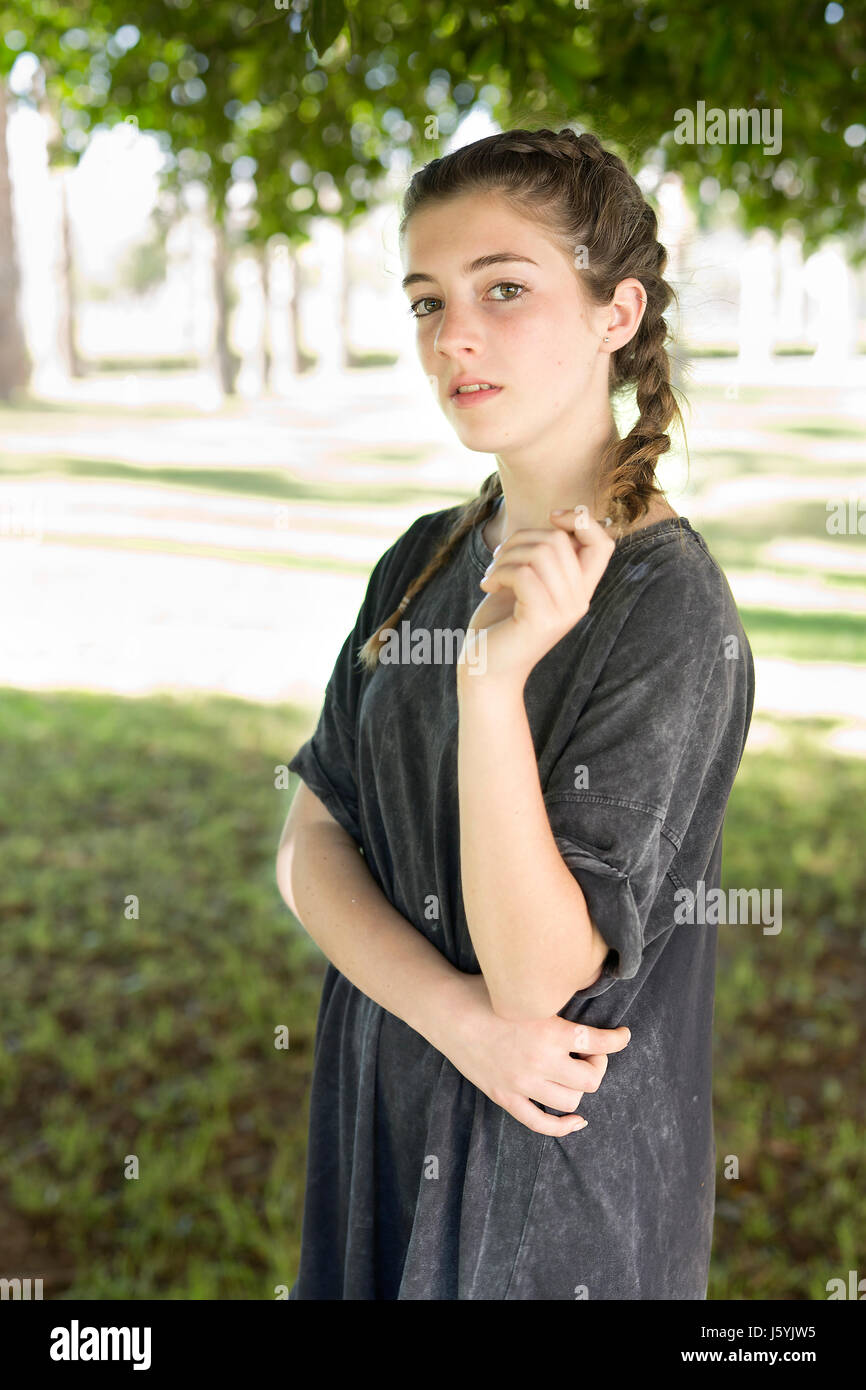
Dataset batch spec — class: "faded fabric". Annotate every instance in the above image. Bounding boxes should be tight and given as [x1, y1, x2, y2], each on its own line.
[287, 502, 755, 1300]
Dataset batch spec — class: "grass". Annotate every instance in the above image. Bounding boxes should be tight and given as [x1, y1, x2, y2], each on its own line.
[0, 687, 321, 1299]
[783, 422, 866, 438]
[695, 505, 866, 587]
[737, 608, 866, 663]
[9, 530, 378, 578]
[711, 720, 866, 1298]
[0, 454, 462, 510]
[0, 687, 863, 1300]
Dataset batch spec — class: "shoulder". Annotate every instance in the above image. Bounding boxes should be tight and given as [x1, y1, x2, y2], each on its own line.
[359, 502, 468, 622]
[589, 524, 754, 712]
[394, 501, 467, 555]
[370, 502, 467, 589]
[609, 524, 743, 639]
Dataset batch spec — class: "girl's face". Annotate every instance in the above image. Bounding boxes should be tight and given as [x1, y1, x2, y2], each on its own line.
[400, 191, 620, 457]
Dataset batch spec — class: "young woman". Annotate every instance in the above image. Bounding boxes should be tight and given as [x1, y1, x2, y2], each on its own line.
[277, 127, 755, 1300]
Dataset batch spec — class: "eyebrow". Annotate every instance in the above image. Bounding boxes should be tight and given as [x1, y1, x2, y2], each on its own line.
[401, 252, 539, 291]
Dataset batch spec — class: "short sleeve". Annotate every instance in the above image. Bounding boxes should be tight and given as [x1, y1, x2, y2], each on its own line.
[541, 554, 749, 990]
[288, 628, 365, 844]
[287, 510, 451, 845]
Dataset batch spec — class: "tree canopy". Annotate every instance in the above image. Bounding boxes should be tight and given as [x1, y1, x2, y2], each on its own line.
[2, 0, 863, 257]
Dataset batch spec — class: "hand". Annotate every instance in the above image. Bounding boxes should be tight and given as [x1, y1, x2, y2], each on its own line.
[458, 505, 616, 688]
[444, 972, 631, 1138]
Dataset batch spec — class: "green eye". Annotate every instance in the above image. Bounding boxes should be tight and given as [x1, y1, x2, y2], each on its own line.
[488, 282, 525, 301]
[408, 282, 528, 318]
[407, 297, 440, 318]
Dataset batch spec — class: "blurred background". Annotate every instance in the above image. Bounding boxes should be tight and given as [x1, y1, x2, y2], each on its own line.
[1, 1, 864, 1300]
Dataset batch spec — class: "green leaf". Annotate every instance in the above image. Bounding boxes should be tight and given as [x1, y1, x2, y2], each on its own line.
[309, 0, 347, 59]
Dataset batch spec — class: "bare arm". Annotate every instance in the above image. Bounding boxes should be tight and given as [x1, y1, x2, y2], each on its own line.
[456, 669, 610, 1022]
[276, 780, 487, 1054]
[278, 779, 628, 1138]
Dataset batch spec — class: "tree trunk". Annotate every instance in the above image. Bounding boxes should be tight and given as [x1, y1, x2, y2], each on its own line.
[340, 221, 352, 369]
[0, 79, 31, 398]
[59, 169, 83, 377]
[289, 241, 303, 373]
[212, 216, 238, 394]
[259, 241, 272, 391]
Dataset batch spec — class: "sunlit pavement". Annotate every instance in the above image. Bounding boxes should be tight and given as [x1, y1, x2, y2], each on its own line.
[1, 361, 865, 756]
[3, 531, 865, 741]
[2, 537, 365, 707]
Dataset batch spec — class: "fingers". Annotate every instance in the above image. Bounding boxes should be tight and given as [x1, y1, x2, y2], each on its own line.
[482, 512, 614, 616]
[501, 1022, 633, 1135]
[568, 1022, 631, 1055]
[531, 1080, 587, 1111]
[481, 540, 577, 613]
[549, 506, 616, 593]
[548, 1052, 608, 1093]
[548, 505, 615, 547]
[481, 556, 553, 624]
[509, 1094, 588, 1137]
[572, 1052, 608, 1090]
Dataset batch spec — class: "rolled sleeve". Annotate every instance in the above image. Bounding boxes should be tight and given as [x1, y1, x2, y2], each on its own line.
[545, 800, 680, 989]
[285, 560, 382, 849]
[288, 698, 362, 846]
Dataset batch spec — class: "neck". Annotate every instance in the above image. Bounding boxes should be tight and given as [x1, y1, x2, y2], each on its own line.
[483, 461, 677, 551]
[483, 415, 621, 549]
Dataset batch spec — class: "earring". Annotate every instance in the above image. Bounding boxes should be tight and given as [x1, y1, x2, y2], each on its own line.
[604, 336, 609, 342]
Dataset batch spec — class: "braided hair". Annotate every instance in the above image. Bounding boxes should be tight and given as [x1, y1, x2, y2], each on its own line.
[358, 126, 687, 672]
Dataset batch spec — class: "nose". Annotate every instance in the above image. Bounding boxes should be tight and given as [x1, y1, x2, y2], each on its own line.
[432, 301, 486, 359]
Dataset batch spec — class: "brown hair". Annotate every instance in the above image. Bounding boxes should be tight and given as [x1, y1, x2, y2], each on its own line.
[358, 125, 688, 672]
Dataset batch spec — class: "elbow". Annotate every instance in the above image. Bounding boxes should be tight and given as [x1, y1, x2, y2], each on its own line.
[276, 818, 360, 921]
[275, 835, 301, 918]
[487, 942, 612, 1021]
[481, 961, 547, 1020]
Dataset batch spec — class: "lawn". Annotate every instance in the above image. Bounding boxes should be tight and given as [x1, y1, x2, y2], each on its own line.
[0, 687, 863, 1299]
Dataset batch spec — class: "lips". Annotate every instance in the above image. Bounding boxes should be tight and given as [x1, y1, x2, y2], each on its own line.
[451, 384, 504, 409]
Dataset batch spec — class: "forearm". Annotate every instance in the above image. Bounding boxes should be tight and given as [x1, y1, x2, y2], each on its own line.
[277, 820, 483, 1055]
[456, 672, 607, 1020]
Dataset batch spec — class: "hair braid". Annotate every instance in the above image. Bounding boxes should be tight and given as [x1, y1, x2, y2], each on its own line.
[356, 472, 503, 670]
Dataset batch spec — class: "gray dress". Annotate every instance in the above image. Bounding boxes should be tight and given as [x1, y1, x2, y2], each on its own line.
[287, 502, 755, 1300]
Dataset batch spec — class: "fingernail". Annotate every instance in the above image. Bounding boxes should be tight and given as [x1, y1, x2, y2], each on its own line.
[492, 543, 502, 555]
[551, 508, 567, 515]
[573, 1118, 588, 1131]
[624, 1028, 631, 1041]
